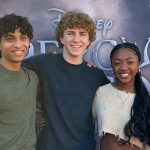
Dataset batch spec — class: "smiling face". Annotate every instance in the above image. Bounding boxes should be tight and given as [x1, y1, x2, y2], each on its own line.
[60, 28, 90, 64]
[0, 28, 30, 70]
[111, 48, 139, 87]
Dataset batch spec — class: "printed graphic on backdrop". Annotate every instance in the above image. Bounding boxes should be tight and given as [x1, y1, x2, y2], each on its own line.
[0, 0, 150, 90]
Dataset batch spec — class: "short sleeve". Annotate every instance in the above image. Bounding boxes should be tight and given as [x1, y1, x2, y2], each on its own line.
[92, 87, 101, 120]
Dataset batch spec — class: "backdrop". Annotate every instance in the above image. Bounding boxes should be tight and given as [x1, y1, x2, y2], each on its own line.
[1, 0, 150, 149]
[0, 0, 150, 89]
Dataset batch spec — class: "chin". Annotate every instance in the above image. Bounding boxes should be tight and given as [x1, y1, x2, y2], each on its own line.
[119, 80, 132, 85]
[13, 58, 24, 63]
[71, 53, 82, 57]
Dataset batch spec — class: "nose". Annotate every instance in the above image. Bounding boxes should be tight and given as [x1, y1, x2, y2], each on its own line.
[73, 34, 80, 42]
[14, 39, 23, 48]
[120, 63, 128, 70]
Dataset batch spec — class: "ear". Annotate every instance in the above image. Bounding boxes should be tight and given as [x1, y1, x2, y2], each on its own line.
[137, 62, 141, 72]
[111, 68, 117, 77]
[139, 62, 141, 66]
[87, 39, 90, 45]
[60, 37, 64, 45]
[86, 40, 91, 49]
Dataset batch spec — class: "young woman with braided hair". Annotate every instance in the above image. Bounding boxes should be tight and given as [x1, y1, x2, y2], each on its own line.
[93, 42, 150, 150]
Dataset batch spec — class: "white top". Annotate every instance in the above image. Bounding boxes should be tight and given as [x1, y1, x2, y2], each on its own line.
[93, 83, 135, 140]
[93, 83, 150, 149]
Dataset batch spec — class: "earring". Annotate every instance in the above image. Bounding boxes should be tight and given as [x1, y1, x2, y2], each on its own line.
[137, 68, 141, 76]
[111, 70, 116, 82]
[138, 68, 141, 72]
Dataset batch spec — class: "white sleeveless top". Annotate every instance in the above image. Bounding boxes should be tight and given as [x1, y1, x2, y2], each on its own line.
[92, 83, 148, 149]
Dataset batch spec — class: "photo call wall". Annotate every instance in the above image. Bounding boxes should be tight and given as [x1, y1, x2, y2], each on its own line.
[1, 0, 150, 90]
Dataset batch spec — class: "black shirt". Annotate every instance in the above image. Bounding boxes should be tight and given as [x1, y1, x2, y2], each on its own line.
[23, 53, 109, 150]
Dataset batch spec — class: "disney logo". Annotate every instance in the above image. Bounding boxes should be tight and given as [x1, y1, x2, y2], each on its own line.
[48, 8, 112, 37]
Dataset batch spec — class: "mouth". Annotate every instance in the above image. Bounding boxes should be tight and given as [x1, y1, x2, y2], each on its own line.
[120, 73, 129, 78]
[13, 50, 24, 56]
[71, 45, 82, 48]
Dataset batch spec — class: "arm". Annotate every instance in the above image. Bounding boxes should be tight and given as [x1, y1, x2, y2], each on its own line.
[22, 56, 40, 75]
[98, 69, 110, 86]
[92, 96, 97, 120]
[92, 87, 101, 120]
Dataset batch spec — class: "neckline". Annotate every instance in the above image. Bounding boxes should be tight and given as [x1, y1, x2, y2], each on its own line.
[0, 63, 22, 75]
[110, 83, 135, 95]
[109, 83, 135, 108]
[59, 53, 84, 68]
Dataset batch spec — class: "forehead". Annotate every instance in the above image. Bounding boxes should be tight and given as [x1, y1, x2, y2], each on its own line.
[65, 28, 88, 32]
[3, 28, 26, 37]
[112, 48, 138, 59]
[7, 28, 21, 34]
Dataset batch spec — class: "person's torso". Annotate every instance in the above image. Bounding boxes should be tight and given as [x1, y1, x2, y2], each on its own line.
[26, 53, 108, 150]
[0, 65, 38, 150]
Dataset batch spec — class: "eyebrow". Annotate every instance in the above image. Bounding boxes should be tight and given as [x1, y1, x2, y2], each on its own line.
[66, 29, 87, 33]
[113, 57, 136, 61]
[6, 33, 14, 35]
[3, 34, 14, 38]
[79, 31, 88, 34]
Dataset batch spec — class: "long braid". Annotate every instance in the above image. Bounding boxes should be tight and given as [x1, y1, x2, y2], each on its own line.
[125, 72, 150, 144]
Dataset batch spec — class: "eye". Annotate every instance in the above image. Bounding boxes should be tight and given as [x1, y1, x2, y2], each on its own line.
[113, 62, 121, 66]
[80, 32, 88, 37]
[21, 35, 29, 40]
[66, 32, 74, 35]
[5, 37, 14, 41]
[127, 61, 134, 65]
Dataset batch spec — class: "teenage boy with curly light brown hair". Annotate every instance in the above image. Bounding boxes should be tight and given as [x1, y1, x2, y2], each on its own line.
[23, 10, 109, 150]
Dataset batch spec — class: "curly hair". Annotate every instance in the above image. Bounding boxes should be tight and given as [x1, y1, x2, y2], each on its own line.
[110, 42, 150, 145]
[0, 13, 33, 40]
[55, 10, 96, 48]
[0, 13, 33, 57]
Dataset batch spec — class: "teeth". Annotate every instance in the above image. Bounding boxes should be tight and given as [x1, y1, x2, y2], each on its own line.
[72, 45, 81, 48]
[120, 73, 128, 78]
[14, 50, 23, 55]
[15, 51, 22, 54]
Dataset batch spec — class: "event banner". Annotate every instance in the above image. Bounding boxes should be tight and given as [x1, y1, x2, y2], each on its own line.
[0, 0, 150, 89]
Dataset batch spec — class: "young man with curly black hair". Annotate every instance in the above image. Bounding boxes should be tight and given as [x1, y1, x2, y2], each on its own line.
[0, 13, 39, 150]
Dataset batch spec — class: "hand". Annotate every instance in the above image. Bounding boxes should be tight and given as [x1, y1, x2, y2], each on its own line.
[36, 116, 45, 130]
[85, 60, 96, 67]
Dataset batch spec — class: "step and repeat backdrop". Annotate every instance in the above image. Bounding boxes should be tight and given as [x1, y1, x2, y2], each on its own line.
[0, 0, 150, 88]
[1, 1, 150, 149]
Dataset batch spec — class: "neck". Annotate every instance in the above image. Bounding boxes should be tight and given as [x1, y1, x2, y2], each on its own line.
[63, 53, 83, 65]
[0, 59, 21, 71]
[113, 81, 135, 93]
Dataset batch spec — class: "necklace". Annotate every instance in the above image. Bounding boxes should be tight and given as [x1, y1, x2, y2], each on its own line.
[116, 88, 130, 108]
